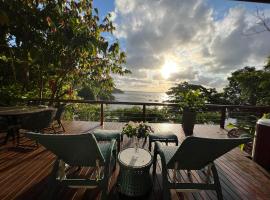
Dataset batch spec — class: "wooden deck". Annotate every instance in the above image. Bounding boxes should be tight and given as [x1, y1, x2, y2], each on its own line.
[0, 121, 270, 200]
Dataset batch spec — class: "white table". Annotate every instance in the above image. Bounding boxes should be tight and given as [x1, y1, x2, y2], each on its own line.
[118, 147, 153, 196]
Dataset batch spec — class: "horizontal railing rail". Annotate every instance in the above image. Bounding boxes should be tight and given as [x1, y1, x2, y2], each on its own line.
[17, 98, 270, 128]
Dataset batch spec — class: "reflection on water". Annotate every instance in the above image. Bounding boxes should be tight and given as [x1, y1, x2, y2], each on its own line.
[110, 91, 169, 110]
[113, 91, 168, 103]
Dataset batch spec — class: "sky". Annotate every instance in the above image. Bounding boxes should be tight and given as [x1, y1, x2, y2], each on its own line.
[94, 0, 270, 92]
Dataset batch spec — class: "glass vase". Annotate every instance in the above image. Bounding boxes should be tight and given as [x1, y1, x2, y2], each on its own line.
[133, 136, 139, 153]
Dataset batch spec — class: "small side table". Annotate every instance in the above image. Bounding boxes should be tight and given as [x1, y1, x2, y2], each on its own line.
[118, 147, 153, 197]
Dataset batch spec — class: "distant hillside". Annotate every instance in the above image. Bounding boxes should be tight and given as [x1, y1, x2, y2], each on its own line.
[112, 88, 124, 94]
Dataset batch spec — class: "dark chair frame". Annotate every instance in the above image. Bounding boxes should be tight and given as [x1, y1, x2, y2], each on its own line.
[153, 136, 251, 200]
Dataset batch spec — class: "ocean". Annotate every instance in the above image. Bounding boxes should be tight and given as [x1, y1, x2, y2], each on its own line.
[113, 91, 168, 103]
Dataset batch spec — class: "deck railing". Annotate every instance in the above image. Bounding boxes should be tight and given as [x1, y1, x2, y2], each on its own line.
[21, 98, 270, 129]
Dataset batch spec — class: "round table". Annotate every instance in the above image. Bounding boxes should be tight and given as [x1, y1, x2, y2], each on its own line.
[118, 147, 153, 197]
[0, 106, 55, 144]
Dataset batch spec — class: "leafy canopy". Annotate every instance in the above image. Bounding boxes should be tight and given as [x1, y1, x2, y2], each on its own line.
[223, 66, 270, 105]
[0, 0, 130, 105]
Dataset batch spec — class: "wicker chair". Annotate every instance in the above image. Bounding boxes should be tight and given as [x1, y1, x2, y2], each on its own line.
[153, 136, 251, 200]
[25, 132, 117, 200]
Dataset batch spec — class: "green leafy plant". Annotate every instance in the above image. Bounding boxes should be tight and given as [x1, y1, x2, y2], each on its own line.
[177, 90, 205, 112]
[121, 121, 153, 138]
[121, 121, 138, 138]
[137, 122, 153, 138]
[227, 122, 254, 152]
[262, 113, 270, 119]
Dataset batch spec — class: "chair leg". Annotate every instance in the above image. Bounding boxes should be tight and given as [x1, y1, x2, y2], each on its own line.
[100, 190, 108, 200]
[211, 164, 223, 200]
[162, 187, 170, 200]
[117, 138, 121, 153]
[153, 146, 158, 175]
[149, 139, 152, 151]
[162, 172, 170, 200]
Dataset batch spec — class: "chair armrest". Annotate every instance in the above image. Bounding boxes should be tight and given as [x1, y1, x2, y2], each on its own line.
[154, 141, 168, 177]
[104, 139, 117, 174]
[105, 139, 117, 163]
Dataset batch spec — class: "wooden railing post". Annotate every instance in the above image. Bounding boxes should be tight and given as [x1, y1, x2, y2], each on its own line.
[220, 107, 226, 129]
[143, 104, 146, 122]
[100, 103, 104, 126]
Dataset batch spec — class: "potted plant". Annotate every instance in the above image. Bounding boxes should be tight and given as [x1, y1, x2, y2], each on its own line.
[226, 113, 270, 155]
[121, 121, 153, 151]
[178, 90, 205, 136]
[137, 122, 153, 139]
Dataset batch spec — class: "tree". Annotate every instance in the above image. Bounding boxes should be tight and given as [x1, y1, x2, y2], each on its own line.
[166, 82, 225, 105]
[223, 66, 270, 105]
[0, 0, 130, 105]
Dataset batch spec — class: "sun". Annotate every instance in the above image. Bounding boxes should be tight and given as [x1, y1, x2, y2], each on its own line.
[161, 59, 178, 79]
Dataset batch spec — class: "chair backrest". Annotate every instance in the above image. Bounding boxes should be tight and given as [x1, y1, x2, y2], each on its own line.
[21, 109, 56, 131]
[25, 132, 105, 166]
[54, 104, 65, 121]
[167, 136, 251, 170]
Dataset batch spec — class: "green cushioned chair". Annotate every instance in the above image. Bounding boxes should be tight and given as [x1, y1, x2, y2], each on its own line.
[153, 136, 251, 200]
[25, 132, 117, 200]
[92, 129, 122, 152]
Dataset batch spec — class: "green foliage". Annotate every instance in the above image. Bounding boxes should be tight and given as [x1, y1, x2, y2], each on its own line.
[0, 0, 129, 105]
[121, 121, 153, 138]
[196, 112, 220, 124]
[226, 121, 256, 137]
[262, 113, 270, 119]
[137, 122, 153, 138]
[177, 89, 205, 112]
[77, 86, 96, 100]
[77, 86, 115, 101]
[107, 106, 170, 122]
[121, 122, 138, 138]
[224, 66, 270, 105]
[64, 104, 100, 121]
[167, 82, 227, 105]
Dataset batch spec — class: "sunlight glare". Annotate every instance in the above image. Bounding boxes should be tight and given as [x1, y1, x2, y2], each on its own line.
[161, 59, 178, 79]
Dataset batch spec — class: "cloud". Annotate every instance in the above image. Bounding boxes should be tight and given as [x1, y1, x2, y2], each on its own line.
[208, 8, 270, 73]
[112, 0, 270, 92]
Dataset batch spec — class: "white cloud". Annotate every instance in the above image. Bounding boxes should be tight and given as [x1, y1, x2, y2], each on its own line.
[113, 0, 270, 92]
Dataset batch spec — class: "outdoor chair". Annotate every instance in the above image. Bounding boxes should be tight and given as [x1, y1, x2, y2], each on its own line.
[92, 129, 122, 152]
[153, 136, 251, 200]
[25, 132, 117, 200]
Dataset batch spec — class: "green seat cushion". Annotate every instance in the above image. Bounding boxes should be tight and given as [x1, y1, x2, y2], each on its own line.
[93, 129, 121, 141]
[157, 145, 178, 165]
[149, 132, 178, 141]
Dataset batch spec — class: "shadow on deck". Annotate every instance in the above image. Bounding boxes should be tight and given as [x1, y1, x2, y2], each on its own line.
[0, 121, 269, 200]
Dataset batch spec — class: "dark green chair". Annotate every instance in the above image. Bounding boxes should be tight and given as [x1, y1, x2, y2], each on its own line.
[25, 132, 117, 200]
[153, 136, 251, 200]
[92, 129, 122, 152]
